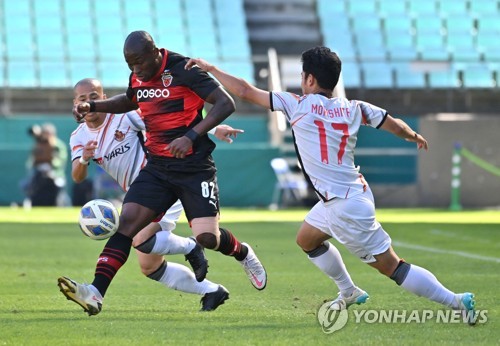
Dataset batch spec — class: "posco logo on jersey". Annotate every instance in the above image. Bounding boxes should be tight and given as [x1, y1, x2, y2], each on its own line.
[136, 88, 170, 101]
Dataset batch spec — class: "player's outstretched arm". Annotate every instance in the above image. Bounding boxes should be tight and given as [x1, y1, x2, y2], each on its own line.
[73, 94, 138, 122]
[72, 140, 98, 183]
[379, 114, 429, 150]
[213, 124, 244, 144]
[185, 58, 271, 109]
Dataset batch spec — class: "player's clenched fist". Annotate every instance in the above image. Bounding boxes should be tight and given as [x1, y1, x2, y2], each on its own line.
[73, 102, 91, 123]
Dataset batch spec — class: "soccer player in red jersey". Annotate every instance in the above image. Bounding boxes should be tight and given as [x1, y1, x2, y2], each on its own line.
[58, 31, 266, 316]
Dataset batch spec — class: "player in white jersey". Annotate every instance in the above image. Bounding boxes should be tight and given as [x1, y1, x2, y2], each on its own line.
[185, 47, 477, 324]
[61, 78, 243, 312]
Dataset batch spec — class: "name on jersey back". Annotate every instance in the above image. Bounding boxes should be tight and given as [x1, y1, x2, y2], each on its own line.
[311, 104, 351, 118]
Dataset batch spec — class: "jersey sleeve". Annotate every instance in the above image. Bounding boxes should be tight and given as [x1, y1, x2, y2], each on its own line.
[125, 110, 146, 131]
[175, 60, 219, 100]
[126, 72, 136, 101]
[270, 91, 301, 122]
[354, 100, 388, 129]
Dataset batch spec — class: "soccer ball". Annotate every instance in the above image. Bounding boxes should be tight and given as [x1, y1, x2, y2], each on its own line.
[78, 199, 119, 240]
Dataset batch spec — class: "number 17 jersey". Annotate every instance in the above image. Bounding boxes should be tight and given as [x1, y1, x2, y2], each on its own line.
[270, 92, 387, 202]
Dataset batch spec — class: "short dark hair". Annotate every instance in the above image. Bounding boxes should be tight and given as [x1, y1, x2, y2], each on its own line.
[301, 46, 341, 90]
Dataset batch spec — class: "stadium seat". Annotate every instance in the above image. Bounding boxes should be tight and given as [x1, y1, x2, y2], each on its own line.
[386, 34, 418, 61]
[469, 0, 499, 15]
[346, 0, 377, 16]
[64, 0, 92, 17]
[460, 63, 495, 88]
[428, 66, 460, 88]
[356, 32, 387, 61]
[439, 0, 468, 15]
[341, 62, 361, 88]
[414, 16, 444, 36]
[408, 0, 437, 16]
[383, 17, 413, 35]
[392, 62, 426, 88]
[99, 61, 131, 88]
[66, 31, 97, 61]
[123, 0, 156, 34]
[4, 14, 34, 59]
[447, 34, 480, 61]
[444, 15, 475, 36]
[7, 60, 38, 88]
[270, 158, 308, 209]
[39, 61, 70, 88]
[69, 61, 98, 85]
[378, 0, 407, 16]
[351, 15, 381, 33]
[361, 62, 393, 88]
[476, 15, 500, 35]
[219, 61, 254, 84]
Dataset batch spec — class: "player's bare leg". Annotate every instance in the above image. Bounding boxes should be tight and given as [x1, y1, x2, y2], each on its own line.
[192, 216, 267, 290]
[369, 246, 476, 325]
[297, 221, 368, 309]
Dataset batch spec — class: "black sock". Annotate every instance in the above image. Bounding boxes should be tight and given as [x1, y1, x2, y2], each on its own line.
[217, 227, 248, 261]
[92, 232, 132, 296]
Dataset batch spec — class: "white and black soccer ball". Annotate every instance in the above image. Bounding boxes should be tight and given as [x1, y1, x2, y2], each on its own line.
[78, 199, 119, 240]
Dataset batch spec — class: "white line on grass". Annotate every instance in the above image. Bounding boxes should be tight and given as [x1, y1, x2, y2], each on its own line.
[393, 241, 500, 263]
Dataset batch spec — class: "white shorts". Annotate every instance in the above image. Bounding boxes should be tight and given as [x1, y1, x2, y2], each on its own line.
[304, 188, 391, 263]
[158, 199, 183, 232]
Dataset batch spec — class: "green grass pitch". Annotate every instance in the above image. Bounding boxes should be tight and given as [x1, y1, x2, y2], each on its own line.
[0, 207, 498, 345]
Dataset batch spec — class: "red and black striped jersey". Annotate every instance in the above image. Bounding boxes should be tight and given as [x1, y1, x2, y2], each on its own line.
[126, 48, 219, 159]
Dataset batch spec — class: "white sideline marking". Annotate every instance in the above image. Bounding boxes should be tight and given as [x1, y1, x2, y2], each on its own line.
[393, 241, 500, 263]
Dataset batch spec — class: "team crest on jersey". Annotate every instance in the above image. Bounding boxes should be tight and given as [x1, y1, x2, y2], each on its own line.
[161, 70, 173, 87]
[114, 130, 125, 141]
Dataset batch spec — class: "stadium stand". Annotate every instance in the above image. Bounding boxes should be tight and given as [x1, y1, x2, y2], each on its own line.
[0, 0, 254, 88]
[317, 0, 500, 90]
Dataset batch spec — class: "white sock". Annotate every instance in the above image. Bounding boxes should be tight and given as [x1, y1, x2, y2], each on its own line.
[400, 264, 457, 308]
[150, 230, 196, 255]
[158, 262, 219, 295]
[308, 243, 356, 297]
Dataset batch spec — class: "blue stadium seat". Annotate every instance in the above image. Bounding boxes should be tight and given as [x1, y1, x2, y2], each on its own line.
[392, 62, 426, 88]
[460, 63, 495, 88]
[34, 0, 61, 17]
[347, 0, 377, 16]
[317, 0, 346, 16]
[386, 34, 418, 61]
[408, 0, 437, 16]
[447, 34, 480, 61]
[361, 62, 393, 88]
[123, 0, 156, 34]
[69, 61, 98, 85]
[383, 17, 413, 35]
[4, 0, 30, 16]
[0, 59, 5, 87]
[97, 34, 126, 61]
[64, 0, 91, 17]
[340, 62, 361, 88]
[39, 61, 70, 88]
[4, 16, 34, 59]
[66, 31, 96, 61]
[476, 15, 500, 35]
[7, 60, 38, 88]
[469, 0, 499, 15]
[438, 0, 468, 16]
[414, 16, 444, 36]
[356, 32, 386, 61]
[351, 15, 381, 33]
[219, 61, 254, 84]
[428, 66, 460, 88]
[378, 0, 407, 16]
[99, 61, 131, 88]
[445, 15, 475, 36]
